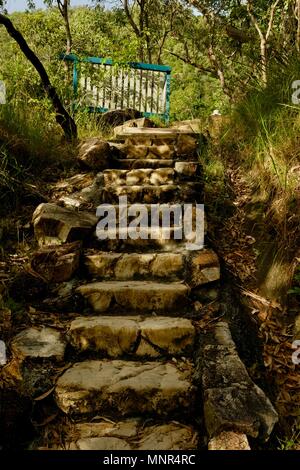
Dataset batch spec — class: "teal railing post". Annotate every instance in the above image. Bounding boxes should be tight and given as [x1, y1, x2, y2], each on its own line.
[165, 70, 171, 125]
[73, 58, 78, 101]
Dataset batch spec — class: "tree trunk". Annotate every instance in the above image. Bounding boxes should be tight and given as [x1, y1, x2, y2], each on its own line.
[0, 13, 77, 140]
[260, 37, 268, 86]
[296, 0, 300, 52]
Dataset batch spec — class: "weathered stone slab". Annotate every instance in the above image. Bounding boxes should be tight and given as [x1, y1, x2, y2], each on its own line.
[78, 138, 112, 170]
[55, 359, 195, 416]
[117, 158, 174, 170]
[56, 419, 198, 450]
[189, 251, 220, 288]
[32, 203, 98, 246]
[68, 315, 195, 357]
[175, 134, 198, 156]
[113, 117, 155, 138]
[101, 182, 202, 204]
[76, 281, 190, 312]
[208, 431, 250, 450]
[175, 161, 199, 178]
[103, 168, 175, 187]
[115, 128, 199, 139]
[201, 322, 278, 440]
[31, 241, 81, 283]
[11, 327, 66, 361]
[84, 249, 220, 287]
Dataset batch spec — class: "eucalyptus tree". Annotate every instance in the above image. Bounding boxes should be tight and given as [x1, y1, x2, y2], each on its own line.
[0, 11, 77, 139]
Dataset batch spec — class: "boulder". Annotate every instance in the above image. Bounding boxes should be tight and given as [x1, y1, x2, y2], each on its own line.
[11, 327, 66, 361]
[78, 138, 112, 171]
[32, 203, 98, 246]
[100, 108, 142, 127]
[200, 322, 278, 440]
[31, 241, 81, 283]
[208, 431, 250, 450]
[113, 117, 155, 138]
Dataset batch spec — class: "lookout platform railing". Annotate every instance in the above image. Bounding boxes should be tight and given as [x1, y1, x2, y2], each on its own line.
[60, 54, 171, 122]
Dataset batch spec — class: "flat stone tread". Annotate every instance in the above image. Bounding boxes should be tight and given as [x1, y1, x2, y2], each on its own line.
[54, 359, 195, 416]
[67, 315, 195, 358]
[77, 280, 189, 293]
[115, 127, 200, 139]
[50, 419, 198, 450]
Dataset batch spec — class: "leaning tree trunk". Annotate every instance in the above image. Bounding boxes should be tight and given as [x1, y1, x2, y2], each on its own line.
[0, 13, 77, 140]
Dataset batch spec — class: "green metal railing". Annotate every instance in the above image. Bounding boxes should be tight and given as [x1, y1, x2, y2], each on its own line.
[60, 54, 171, 123]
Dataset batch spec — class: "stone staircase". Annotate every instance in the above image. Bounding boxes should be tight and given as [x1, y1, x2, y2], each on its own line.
[8, 127, 278, 450]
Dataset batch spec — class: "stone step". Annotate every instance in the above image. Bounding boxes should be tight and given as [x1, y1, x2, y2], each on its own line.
[116, 159, 175, 170]
[84, 249, 220, 288]
[92, 226, 204, 255]
[115, 127, 199, 139]
[67, 315, 195, 358]
[102, 164, 200, 187]
[103, 168, 175, 186]
[76, 280, 190, 313]
[100, 182, 203, 204]
[54, 359, 195, 417]
[112, 129, 200, 160]
[54, 419, 198, 450]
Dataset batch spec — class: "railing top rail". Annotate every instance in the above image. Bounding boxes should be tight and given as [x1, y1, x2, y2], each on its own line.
[59, 53, 172, 73]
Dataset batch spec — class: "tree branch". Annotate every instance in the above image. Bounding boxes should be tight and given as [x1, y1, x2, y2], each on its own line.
[0, 13, 77, 139]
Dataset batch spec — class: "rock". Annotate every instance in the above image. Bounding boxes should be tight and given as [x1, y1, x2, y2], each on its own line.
[148, 144, 175, 160]
[55, 359, 195, 417]
[32, 203, 98, 246]
[11, 327, 66, 361]
[100, 182, 203, 204]
[76, 281, 190, 313]
[189, 251, 220, 288]
[122, 143, 149, 159]
[67, 315, 195, 357]
[30, 241, 81, 283]
[175, 161, 199, 178]
[175, 134, 198, 157]
[114, 254, 155, 279]
[137, 423, 198, 450]
[171, 119, 202, 133]
[78, 138, 112, 171]
[201, 322, 278, 440]
[151, 253, 184, 278]
[113, 117, 155, 138]
[204, 384, 278, 440]
[103, 168, 175, 187]
[100, 108, 142, 127]
[52, 419, 198, 450]
[208, 432, 250, 450]
[136, 316, 195, 357]
[117, 158, 174, 170]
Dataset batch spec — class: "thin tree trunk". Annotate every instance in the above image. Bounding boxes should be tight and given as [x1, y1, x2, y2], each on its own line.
[296, 0, 300, 52]
[0, 13, 77, 140]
